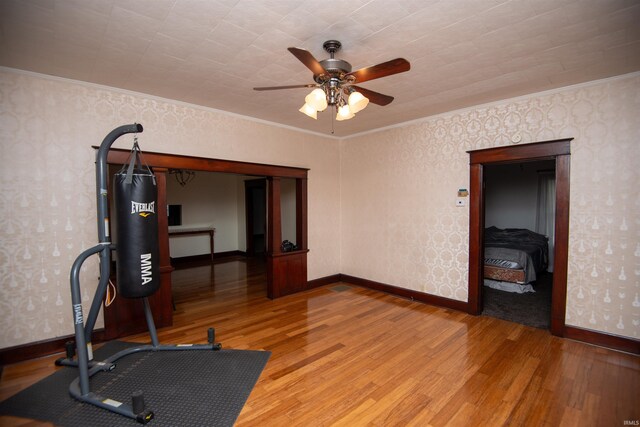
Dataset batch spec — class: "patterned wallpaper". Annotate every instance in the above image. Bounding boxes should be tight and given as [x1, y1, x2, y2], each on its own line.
[0, 69, 341, 349]
[341, 73, 640, 339]
[1, 69, 638, 349]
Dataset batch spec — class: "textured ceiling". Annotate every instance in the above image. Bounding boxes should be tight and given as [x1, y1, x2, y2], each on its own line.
[1, 0, 639, 137]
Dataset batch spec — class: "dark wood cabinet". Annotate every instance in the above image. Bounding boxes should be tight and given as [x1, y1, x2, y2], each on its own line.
[267, 250, 309, 298]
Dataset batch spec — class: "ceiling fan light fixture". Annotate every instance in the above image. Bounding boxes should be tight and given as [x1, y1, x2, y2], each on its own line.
[254, 41, 410, 130]
[336, 104, 355, 121]
[305, 88, 328, 111]
[299, 103, 318, 119]
[348, 90, 369, 113]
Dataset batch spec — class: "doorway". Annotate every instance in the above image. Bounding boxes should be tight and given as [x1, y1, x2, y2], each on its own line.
[103, 148, 309, 339]
[245, 179, 267, 257]
[467, 139, 572, 336]
[164, 171, 268, 306]
[481, 160, 555, 329]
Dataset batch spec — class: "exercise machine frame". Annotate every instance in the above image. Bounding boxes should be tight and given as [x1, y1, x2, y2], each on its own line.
[60, 124, 221, 424]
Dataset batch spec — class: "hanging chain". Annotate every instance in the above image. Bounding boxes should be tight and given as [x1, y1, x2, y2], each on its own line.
[331, 105, 335, 134]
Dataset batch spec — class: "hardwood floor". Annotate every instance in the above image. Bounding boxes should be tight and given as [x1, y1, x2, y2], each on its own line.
[1, 257, 639, 426]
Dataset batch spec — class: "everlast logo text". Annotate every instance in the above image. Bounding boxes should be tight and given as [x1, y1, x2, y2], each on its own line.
[131, 201, 155, 217]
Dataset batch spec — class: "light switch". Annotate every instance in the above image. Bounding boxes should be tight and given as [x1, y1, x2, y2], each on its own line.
[456, 188, 468, 207]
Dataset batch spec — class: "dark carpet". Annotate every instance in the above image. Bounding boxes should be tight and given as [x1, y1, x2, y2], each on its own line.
[482, 273, 553, 329]
[0, 341, 270, 426]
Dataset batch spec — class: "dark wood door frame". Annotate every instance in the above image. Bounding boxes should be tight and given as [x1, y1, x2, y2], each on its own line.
[103, 148, 309, 336]
[467, 139, 572, 336]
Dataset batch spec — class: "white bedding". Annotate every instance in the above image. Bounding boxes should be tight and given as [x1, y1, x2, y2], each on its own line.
[483, 278, 535, 294]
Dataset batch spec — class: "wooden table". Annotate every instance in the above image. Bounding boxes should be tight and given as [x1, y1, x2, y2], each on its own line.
[168, 227, 215, 260]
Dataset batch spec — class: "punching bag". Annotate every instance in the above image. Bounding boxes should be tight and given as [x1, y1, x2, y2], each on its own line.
[113, 142, 160, 298]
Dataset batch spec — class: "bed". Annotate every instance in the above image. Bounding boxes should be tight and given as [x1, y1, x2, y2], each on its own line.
[483, 227, 549, 293]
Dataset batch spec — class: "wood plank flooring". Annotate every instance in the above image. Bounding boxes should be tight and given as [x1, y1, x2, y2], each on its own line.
[1, 257, 639, 426]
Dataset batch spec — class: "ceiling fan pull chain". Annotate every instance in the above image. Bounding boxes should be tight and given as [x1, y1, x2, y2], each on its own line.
[331, 105, 335, 135]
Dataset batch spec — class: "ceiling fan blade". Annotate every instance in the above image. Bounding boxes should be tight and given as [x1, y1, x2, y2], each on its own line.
[346, 58, 410, 84]
[254, 84, 317, 91]
[350, 86, 394, 106]
[288, 47, 328, 76]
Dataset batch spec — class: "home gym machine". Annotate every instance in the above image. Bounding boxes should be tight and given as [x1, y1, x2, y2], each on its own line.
[56, 124, 221, 424]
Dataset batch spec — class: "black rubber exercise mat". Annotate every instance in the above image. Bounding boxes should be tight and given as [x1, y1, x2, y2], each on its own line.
[0, 341, 270, 426]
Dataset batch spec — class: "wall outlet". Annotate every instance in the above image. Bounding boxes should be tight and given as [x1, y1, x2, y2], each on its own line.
[456, 197, 466, 207]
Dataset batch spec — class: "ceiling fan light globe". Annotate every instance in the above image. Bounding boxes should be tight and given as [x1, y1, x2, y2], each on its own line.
[336, 104, 355, 121]
[305, 88, 328, 111]
[299, 103, 317, 119]
[348, 91, 369, 113]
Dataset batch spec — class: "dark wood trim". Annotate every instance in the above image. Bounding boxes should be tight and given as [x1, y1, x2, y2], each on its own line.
[564, 326, 640, 355]
[468, 139, 571, 164]
[0, 330, 107, 366]
[467, 163, 484, 314]
[268, 251, 308, 298]
[307, 274, 341, 289]
[467, 138, 573, 337]
[101, 147, 308, 178]
[296, 178, 308, 250]
[551, 154, 570, 335]
[215, 250, 247, 258]
[340, 274, 470, 313]
[267, 177, 282, 256]
[267, 177, 282, 299]
[153, 168, 173, 328]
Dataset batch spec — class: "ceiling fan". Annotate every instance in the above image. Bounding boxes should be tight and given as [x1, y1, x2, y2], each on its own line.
[253, 40, 410, 122]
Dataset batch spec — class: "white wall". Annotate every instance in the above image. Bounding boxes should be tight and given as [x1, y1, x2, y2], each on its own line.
[236, 177, 250, 252]
[167, 172, 245, 257]
[281, 178, 297, 244]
